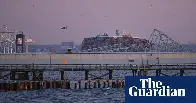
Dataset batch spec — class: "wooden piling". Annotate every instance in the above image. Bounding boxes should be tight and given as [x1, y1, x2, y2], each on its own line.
[61, 71, 64, 80]
[109, 70, 113, 80]
[37, 81, 41, 90]
[53, 81, 56, 88]
[0, 79, 127, 91]
[56, 81, 62, 88]
[85, 70, 89, 80]
[9, 82, 15, 91]
[0, 83, 3, 91]
[32, 81, 38, 90]
[132, 70, 137, 76]
[74, 82, 77, 89]
[29, 81, 33, 90]
[66, 81, 70, 89]
[121, 80, 124, 88]
[118, 80, 122, 88]
[103, 80, 106, 88]
[62, 81, 66, 89]
[50, 81, 53, 88]
[78, 80, 81, 89]
[85, 81, 88, 89]
[156, 70, 161, 76]
[112, 81, 116, 88]
[32, 72, 36, 81]
[88, 80, 91, 89]
[180, 70, 184, 76]
[62, 81, 70, 89]
[93, 81, 96, 88]
[45, 81, 50, 89]
[2, 83, 6, 91]
[25, 82, 28, 90]
[107, 80, 110, 87]
[43, 81, 46, 89]
[97, 80, 100, 88]
[19, 82, 25, 90]
[116, 80, 119, 88]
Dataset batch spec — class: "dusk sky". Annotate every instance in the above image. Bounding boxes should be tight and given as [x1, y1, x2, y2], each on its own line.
[0, 0, 196, 44]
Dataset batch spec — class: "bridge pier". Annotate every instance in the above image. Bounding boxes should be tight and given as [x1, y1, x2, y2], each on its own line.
[156, 70, 161, 76]
[32, 72, 36, 80]
[85, 70, 89, 80]
[109, 70, 113, 79]
[180, 70, 184, 76]
[60, 71, 64, 80]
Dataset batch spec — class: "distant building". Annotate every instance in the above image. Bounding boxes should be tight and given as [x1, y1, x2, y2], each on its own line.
[59, 41, 75, 53]
[35, 49, 41, 52]
[28, 44, 61, 53]
[61, 42, 74, 49]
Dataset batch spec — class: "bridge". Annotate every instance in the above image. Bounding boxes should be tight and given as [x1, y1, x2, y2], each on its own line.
[1, 52, 196, 65]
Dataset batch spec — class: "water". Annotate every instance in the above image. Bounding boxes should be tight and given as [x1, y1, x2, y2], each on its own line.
[0, 88, 125, 103]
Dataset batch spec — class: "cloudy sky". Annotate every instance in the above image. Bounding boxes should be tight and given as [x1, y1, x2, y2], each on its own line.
[0, 0, 196, 44]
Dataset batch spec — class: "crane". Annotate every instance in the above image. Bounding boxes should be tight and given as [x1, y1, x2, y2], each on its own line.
[0, 25, 35, 53]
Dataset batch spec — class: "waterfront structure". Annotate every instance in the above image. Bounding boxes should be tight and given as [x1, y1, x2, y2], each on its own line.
[0, 25, 34, 53]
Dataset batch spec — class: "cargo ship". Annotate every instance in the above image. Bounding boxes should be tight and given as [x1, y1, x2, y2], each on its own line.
[81, 29, 150, 52]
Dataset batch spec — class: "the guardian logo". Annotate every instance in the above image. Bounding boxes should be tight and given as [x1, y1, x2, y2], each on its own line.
[129, 78, 186, 97]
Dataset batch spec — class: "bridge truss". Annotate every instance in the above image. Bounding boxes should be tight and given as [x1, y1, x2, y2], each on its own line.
[146, 29, 189, 52]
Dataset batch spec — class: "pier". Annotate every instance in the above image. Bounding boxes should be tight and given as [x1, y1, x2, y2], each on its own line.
[1, 63, 196, 78]
[0, 63, 196, 92]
